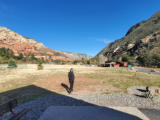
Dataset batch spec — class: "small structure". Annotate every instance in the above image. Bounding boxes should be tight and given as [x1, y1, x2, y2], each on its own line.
[101, 61, 129, 68]
[104, 62, 116, 67]
[114, 64, 120, 67]
[76, 62, 82, 65]
[121, 62, 128, 67]
[151, 69, 159, 72]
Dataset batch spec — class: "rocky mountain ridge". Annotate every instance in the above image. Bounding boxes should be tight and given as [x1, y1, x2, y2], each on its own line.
[63, 52, 92, 60]
[96, 10, 160, 67]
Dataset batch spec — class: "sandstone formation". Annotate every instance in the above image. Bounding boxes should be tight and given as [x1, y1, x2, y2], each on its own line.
[0, 26, 73, 61]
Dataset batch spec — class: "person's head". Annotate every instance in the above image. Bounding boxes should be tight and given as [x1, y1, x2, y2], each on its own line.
[146, 86, 149, 91]
[70, 68, 73, 72]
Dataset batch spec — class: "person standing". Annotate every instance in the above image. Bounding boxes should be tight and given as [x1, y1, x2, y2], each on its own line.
[68, 68, 75, 93]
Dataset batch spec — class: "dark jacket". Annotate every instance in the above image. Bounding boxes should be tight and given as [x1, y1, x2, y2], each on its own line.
[68, 71, 75, 83]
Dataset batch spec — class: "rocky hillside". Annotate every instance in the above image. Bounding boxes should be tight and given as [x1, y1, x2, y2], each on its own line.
[63, 52, 92, 60]
[96, 10, 160, 67]
[0, 26, 89, 61]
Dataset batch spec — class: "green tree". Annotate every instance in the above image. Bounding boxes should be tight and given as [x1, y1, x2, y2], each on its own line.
[73, 60, 79, 64]
[137, 51, 160, 67]
[82, 58, 87, 64]
[122, 54, 137, 66]
[87, 60, 90, 64]
[31, 54, 36, 60]
[17, 53, 24, 60]
[122, 54, 129, 62]
[0, 48, 14, 60]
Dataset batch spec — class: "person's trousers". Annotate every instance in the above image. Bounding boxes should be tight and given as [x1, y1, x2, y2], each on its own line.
[69, 81, 74, 91]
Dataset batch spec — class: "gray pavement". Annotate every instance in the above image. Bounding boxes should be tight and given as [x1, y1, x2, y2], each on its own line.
[139, 108, 160, 120]
[39, 106, 148, 120]
[134, 68, 160, 76]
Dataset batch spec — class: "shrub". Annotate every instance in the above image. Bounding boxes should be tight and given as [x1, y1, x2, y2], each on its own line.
[73, 60, 79, 64]
[122, 54, 137, 66]
[8, 60, 17, 68]
[137, 51, 160, 67]
[37, 60, 43, 70]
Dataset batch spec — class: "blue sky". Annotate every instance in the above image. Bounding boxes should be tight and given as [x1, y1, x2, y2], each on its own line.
[0, 0, 160, 56]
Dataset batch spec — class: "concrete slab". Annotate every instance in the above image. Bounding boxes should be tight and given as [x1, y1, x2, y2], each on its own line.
[39, 106, 149, 120]
[107, 106, 149, 120]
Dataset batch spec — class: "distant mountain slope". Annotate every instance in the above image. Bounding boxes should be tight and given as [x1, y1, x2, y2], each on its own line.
[63, 52, 92, 60]
[0, 26, 72, 61]
[0, 26, 91, 62]
[96, 10, 160, 67]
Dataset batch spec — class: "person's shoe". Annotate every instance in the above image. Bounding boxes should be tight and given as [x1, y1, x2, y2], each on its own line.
[67, 89, 71, 94]
[70, 88, 73, 92]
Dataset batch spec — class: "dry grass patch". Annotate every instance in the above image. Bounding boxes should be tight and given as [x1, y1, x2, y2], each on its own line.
[0, 64, 160, 104]
[88, 68, 160, 93]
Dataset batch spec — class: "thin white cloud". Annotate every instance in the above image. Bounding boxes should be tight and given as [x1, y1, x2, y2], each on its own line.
[88, 37, 112, 44]
[95, 38, 112, 44]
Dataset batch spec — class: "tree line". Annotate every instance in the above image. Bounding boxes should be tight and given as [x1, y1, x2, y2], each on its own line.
[0, 48, 99, 65]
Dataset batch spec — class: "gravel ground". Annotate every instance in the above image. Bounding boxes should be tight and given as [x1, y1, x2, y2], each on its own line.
[72, 94, 160, 108]
[0, 93, 160, 120]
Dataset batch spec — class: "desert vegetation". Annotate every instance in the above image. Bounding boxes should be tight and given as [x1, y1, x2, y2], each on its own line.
[0, 47, 39, 63]
[0, 48, 97, 65]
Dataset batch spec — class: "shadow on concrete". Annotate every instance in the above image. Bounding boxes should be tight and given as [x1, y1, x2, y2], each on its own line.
[0, 85, 142, 120]
[0, 85, 55, 105]
[139, 108, 160, 120]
